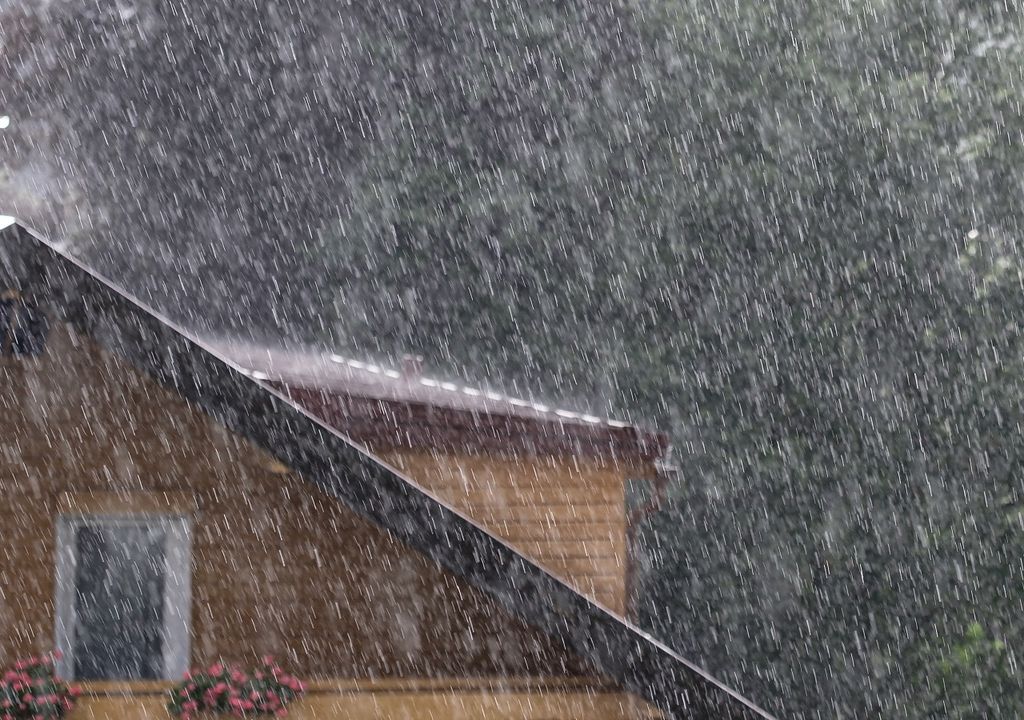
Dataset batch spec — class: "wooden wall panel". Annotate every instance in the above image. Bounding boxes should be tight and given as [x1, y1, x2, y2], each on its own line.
[70, 679, 664, 720]
[0, 323, 596, 682]
[375, 449, 649, 615]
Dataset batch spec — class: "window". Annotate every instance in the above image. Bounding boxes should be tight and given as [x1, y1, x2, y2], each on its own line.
[55, 514, 192, 681]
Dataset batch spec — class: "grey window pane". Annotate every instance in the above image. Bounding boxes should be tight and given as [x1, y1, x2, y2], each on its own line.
[73, 523, 167, 680]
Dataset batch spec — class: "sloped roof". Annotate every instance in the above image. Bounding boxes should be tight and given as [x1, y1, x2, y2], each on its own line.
[204, 337, 617, 425]
[0, 216, 775, 720]
[204, 337, 668, 462]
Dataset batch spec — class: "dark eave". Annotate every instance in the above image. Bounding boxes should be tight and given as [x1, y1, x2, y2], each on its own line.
[272, 383, 669, 463]
[201, 336, 669, 463]
[0, 217, 776, 720]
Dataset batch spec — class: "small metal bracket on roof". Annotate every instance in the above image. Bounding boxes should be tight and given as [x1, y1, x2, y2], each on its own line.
[401, 353, 424, 378]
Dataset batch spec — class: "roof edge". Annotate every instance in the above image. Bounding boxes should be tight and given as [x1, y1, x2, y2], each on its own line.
[275, 382, 670, 463]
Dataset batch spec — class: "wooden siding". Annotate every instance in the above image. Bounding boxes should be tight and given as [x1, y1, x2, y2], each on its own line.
[71, 678, 663, 719]
[375, 449, 650, 615]
[0, 322, 595, 681]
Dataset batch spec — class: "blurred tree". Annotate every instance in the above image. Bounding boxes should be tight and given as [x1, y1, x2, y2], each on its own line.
[915, 621, 1022, 718]
[321, 1, 1024, 716]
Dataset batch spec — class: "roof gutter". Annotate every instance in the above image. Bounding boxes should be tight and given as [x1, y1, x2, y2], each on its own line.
[625, 448, 674, 618]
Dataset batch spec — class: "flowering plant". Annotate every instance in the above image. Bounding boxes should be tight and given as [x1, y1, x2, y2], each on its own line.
[168, 657, 306, 719]
[0, 652, 82, 719]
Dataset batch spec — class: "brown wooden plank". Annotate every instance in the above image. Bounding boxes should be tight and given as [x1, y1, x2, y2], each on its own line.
[485, 520, 625, 542]
[71, 685, 664, 720]
[502, 538, 624, 555]
[423, 482, 625, 503]
[456, 504, 621, 523]
[537, 556, 626, 576]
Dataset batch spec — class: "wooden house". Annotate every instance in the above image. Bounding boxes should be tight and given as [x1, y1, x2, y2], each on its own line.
[0, 217, 773, 720]
[202, 337, 666, 618]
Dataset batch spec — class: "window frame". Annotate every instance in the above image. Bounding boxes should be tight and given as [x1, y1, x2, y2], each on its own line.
[54, 512, 193, 681]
